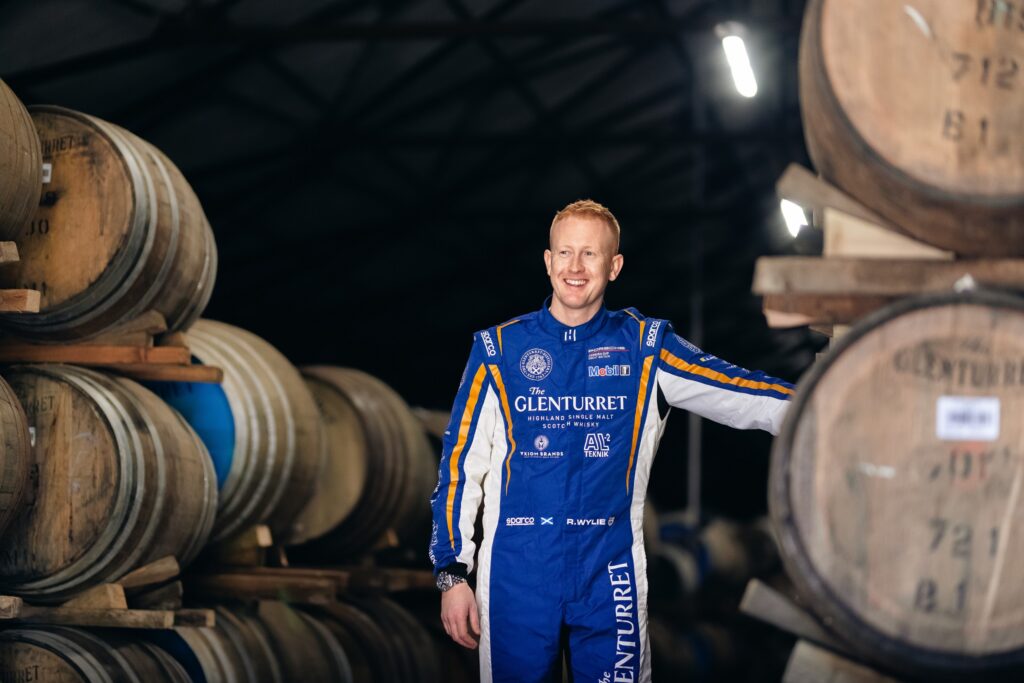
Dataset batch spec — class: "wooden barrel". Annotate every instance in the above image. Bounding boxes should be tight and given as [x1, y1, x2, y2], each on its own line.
[255, 601, 353, 683]
[800, 0, 1024, 255]
[0, 365, 217, 602]
[0, 627, 190, 683]
[145, 320, 325, 543]
[154, 606, 282, 683]
[0, 372, 30, 542]
[0, 106, 217, 340]
[289, 366, 435, 557]
[0, 80, 41, 241]
[771, 291, 1024, 677]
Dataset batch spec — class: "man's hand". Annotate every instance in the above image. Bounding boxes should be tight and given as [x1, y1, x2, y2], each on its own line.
[441, 582, 481, 649]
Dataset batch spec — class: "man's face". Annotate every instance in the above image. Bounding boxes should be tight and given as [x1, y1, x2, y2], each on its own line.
[544, 215, 624, 315]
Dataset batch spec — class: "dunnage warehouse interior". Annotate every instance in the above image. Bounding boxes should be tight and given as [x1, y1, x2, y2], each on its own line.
[2, 0, 1024, 681]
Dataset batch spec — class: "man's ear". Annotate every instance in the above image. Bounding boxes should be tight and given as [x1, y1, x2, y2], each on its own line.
[608, 253, 624, 281]
[544, 249, 553, 275]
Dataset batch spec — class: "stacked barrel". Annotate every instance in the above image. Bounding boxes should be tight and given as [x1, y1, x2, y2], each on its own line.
[766, 2, 1024, 679]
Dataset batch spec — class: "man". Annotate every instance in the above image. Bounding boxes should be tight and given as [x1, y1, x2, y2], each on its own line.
[429, 199, 793, 682]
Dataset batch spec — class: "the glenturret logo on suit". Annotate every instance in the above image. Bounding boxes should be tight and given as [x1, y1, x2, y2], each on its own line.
[520, 348, 554, 380]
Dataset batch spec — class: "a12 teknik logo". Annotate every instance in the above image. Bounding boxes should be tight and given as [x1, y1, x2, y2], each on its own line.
[588, 364, 630, 378]
[584, 433, 611, 458]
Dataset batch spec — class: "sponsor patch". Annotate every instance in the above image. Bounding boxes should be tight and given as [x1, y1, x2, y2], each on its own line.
[588, 345, 627, 360]
[480, 331, 497, 357]
[584, 432, 611, 458]
[505, 517, 535, 527]
[646, 320, 662, 348]
[534, 435, 549, 451]
[520, 348, 554, 381]
[674, 334, 701, 354]
[588, 364, 630, 378]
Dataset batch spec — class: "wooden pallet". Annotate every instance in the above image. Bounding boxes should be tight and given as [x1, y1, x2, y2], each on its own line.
[755, 164, 1024, 336]
[741, 579, 909, 682]
[0, 310, 222, 383]
[0, 556, 213, 630]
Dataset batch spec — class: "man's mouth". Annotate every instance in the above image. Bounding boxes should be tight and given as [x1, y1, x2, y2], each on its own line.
[565, 279, 587, 287]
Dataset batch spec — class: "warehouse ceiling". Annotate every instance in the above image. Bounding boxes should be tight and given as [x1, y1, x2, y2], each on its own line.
[2, 0, 820, 514]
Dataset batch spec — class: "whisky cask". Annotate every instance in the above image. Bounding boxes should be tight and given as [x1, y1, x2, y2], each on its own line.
[800, 0, 1024, 255]
[289, 366, 435, 557]
[0, 372, 30, 542]
[255, 601, 353, 683]
[0, 366, 216, 601]
[771, 291, 1024, 677]
[155, 607, 282, 683]
[0, 106, 216, 340]
[0, 80, 41, 241]
[145, 320, 325, 543]
[0, 627, 191, 683]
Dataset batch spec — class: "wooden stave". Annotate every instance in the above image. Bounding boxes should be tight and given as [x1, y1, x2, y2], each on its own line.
[349, 596, 441, 683]
[295, 366, 405, 556]
[769, 290, 1024, 677]
[213, 606, 283, 683]
[187, 320, 325, 543]
[0, 79, 42, 242]
[315, 601, 405, 682]
[799, 0, 1024, 257]
[2, 106, 215, 340]
[0, 365, 216, 601]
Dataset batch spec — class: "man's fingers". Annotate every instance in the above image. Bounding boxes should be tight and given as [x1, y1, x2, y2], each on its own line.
[469, 605, 481, 636]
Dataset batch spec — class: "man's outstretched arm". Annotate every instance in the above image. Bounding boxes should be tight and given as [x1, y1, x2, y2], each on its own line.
[655, 323, 794, 434]
[428, 334, 499, 648]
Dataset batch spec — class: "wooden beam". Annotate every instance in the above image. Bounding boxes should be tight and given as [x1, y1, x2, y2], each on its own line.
[129, 581, 183, 610]
[412, 407, 449, 438]
[776, 164, 896, 231]
[823, 209, 953, 260]
[0, 344, 191, 365]
[185, 573, 336, 605]
[0, 289, 40, 313]
[753, 257, 1024, 296]
[206, 525, 273, 567]
[762, 293, 894, 327]
[9, 604, 175, 629]
[173, 609, 215, 628]
[107, 363, 223, 384]
[0, 241, 21, 263]
[84, 311, 168, 346]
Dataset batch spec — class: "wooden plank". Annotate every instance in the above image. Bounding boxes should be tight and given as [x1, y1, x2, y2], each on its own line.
[206, 525, 273, 567]
[776, 164, 897, 231]
[823, 209, 954, 260]
[186, 573, 336, 605]
[0, 289, 40, 313]
[784, 641, 905, 683]
[11, 605, 175, 629]
[107, 363, 223, 384]
[0, 344, 191, 365]
[129, 581, 183, 610]
[157, 331, 188, 348]
[762, 293, 894, 328]
[0, 241, 20, 263]
[62, 583, 127, 610]
[740, 580, 844, 651]
[117, 556, 180, 593]
[84, 311, 168, 346]
[173, 609, 215, 628]
[753, 257, 1024, 296]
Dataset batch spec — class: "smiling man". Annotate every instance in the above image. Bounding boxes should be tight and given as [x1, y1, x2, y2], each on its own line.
[429, 199, 793, 682]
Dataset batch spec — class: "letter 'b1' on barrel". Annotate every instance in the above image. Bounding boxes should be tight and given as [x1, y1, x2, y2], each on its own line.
[771, 291, 1024, 678]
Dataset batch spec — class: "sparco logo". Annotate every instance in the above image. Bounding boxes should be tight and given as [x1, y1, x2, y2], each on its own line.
[480, 331, 497, 357]
[646, 320, 661, 348]
[505, 517, 534, 526]
[520, 348, 554, 381]
[584, 433, 611, 458]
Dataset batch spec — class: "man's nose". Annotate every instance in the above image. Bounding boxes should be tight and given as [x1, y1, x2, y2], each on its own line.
[569, 255, 585, 271]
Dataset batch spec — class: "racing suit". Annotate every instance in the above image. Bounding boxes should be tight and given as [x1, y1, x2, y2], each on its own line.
[428, 301, 793, 682]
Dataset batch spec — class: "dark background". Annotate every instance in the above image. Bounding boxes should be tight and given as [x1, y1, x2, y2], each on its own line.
[1, 0, 823, 518]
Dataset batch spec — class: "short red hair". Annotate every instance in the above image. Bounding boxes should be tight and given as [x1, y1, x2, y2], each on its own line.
[550, 199, 621, 253]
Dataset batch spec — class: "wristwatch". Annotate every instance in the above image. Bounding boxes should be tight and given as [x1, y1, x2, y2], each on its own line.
[436, 571, 467, 592]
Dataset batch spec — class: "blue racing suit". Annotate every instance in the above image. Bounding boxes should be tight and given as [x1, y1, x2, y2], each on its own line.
[429, 301, 793, 682]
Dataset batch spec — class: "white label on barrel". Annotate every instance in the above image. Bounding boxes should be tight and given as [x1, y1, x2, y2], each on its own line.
[41, 163, 52, 184]
[936, 396, 1000, 441]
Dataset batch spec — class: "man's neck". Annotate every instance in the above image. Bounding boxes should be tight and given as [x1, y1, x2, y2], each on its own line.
[548, 299, 602, 327]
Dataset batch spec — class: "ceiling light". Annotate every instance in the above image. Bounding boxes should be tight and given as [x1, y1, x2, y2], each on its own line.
[720, 32, 757, 98]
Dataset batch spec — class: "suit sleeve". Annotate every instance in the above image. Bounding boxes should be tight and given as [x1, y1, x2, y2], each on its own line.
[655, 323, 794, 435]
[428, 334, 500, 577]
